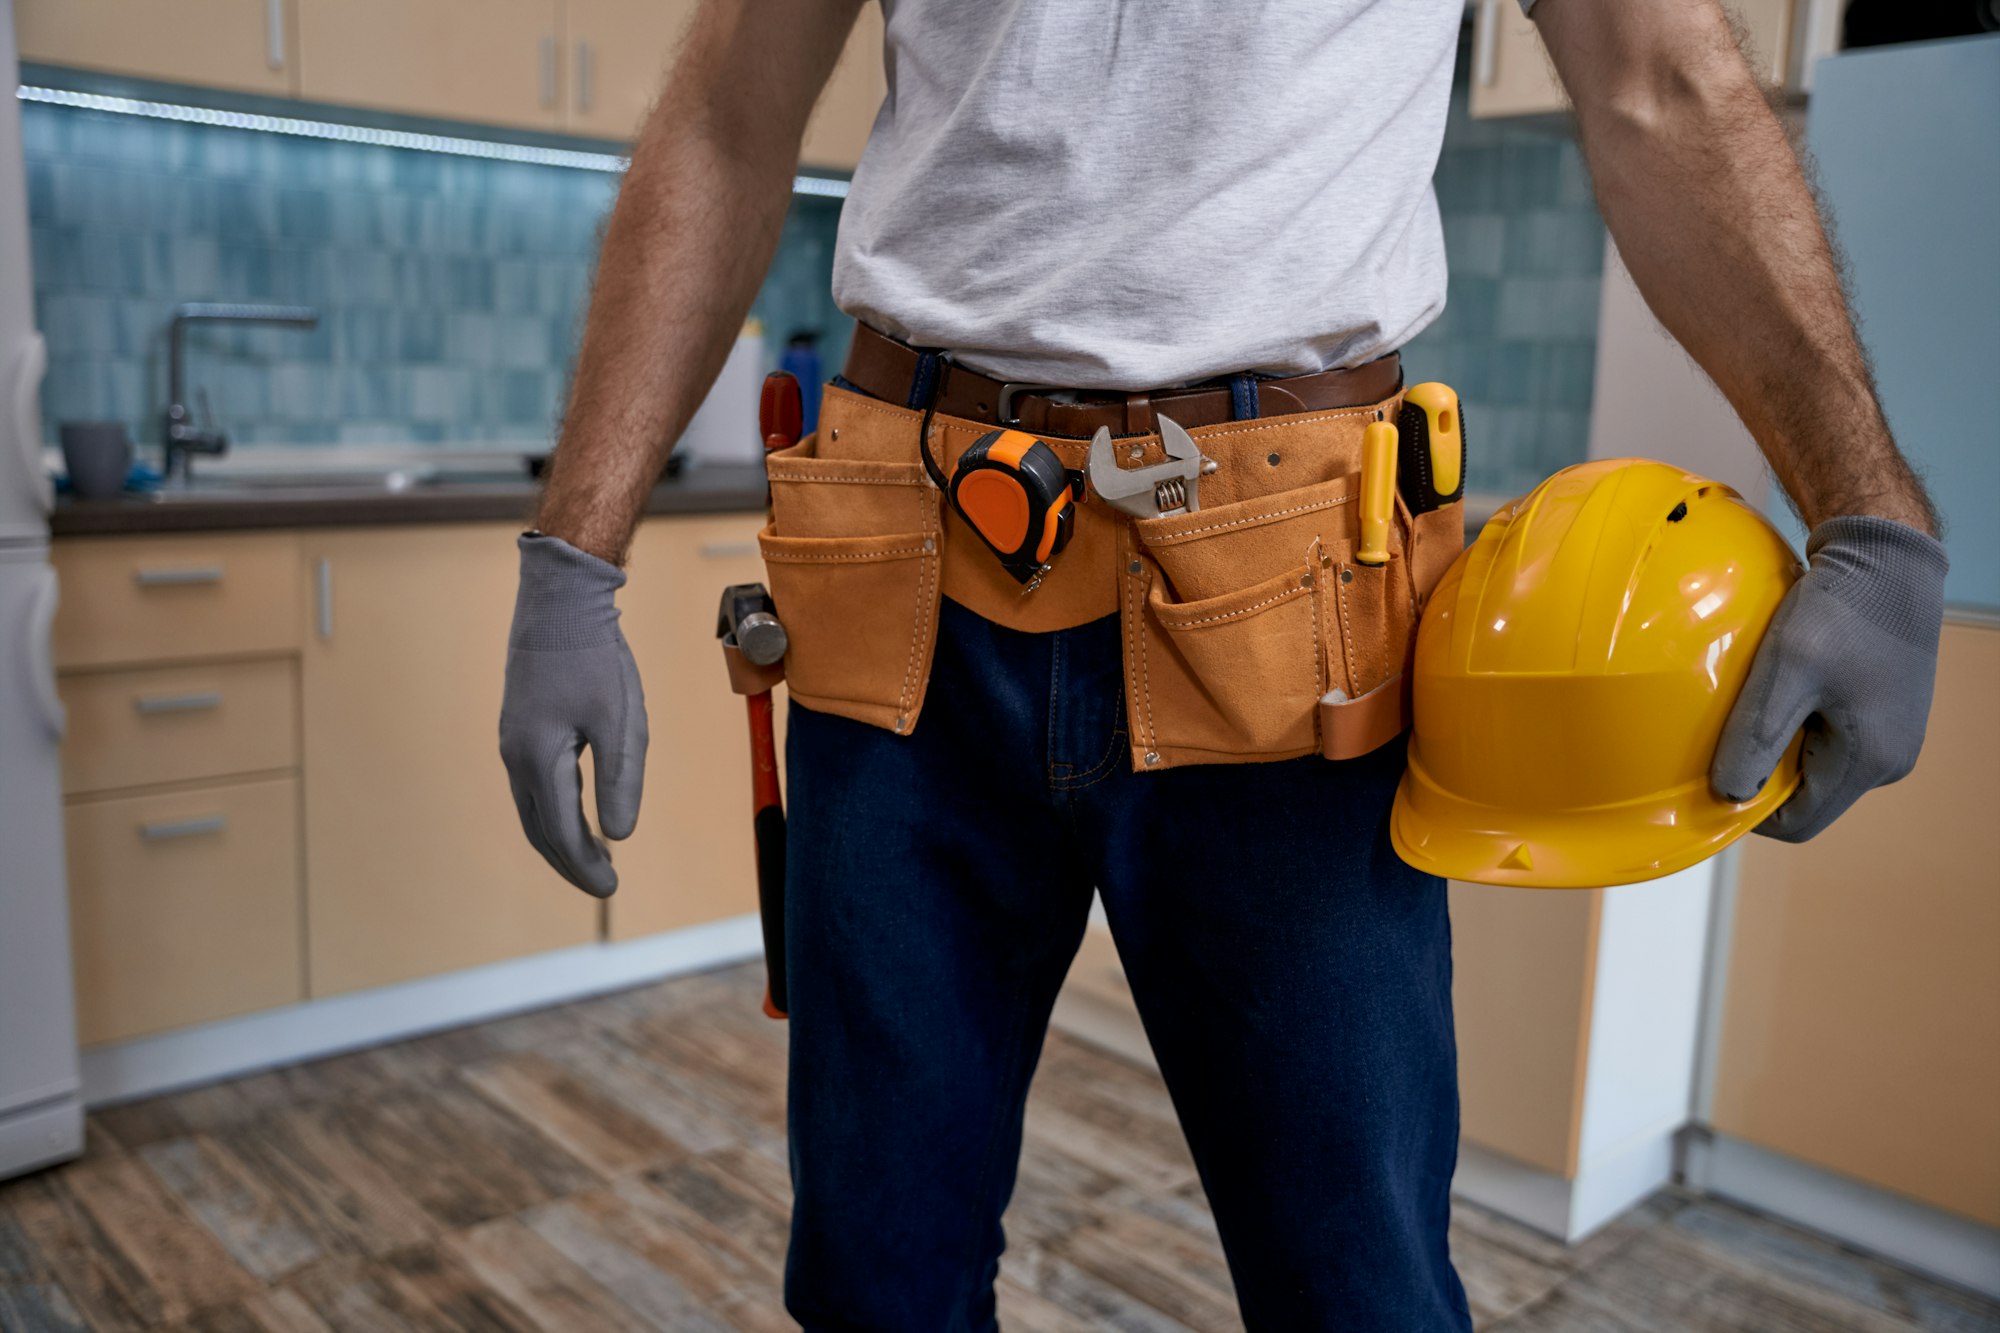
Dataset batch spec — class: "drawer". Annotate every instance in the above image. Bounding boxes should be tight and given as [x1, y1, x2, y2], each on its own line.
[52, 533, 302, 669]
[65, 776, 304, 1045]
[59, 658, 298, 796]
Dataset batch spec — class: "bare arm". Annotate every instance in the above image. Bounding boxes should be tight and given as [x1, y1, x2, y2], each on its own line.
[1535, 0, 1936, 534]
[536, 0, 866, 563]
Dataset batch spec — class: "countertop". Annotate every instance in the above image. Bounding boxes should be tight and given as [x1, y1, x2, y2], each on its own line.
[50, 462, 771, 537]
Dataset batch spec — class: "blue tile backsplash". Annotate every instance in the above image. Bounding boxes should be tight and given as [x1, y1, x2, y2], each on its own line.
[23, 101, 850, 450]
[1399, 25, 1607, 498]
[26, 21, 1600, 487]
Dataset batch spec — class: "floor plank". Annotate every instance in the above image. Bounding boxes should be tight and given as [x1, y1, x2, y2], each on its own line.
[3, 961, 1993, 1332]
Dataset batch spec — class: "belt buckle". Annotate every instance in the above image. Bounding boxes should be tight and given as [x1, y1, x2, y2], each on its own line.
[995, 382, 1065, 428]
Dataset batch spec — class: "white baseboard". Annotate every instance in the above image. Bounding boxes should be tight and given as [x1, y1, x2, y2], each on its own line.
[1453, 1141, 1576, 1239]
[0, 1094, 86, 1180]
[1453, 1128, 1678, 1243]
[80, 914, 765, 1107]
[1685, 1130, 2000, 1300]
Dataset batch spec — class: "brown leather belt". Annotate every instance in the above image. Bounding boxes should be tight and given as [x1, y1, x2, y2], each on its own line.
[840, 322, 1403, 440]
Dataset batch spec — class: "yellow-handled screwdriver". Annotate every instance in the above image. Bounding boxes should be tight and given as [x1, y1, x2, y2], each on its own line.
[1357, 415, 1399, 566]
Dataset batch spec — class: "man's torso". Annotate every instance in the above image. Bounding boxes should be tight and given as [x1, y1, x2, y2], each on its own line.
[832, 0, 1463, 389]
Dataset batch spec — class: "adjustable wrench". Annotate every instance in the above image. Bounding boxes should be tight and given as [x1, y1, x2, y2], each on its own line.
[1086, 414, 1211, 519]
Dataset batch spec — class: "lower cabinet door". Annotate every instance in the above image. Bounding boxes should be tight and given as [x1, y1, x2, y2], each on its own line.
[300, 525, 597, 997]
[66, 776, 305, 1045]
[605, 513, 775, 942]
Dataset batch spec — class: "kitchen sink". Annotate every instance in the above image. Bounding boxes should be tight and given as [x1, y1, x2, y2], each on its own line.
[142, 466, 534, 501]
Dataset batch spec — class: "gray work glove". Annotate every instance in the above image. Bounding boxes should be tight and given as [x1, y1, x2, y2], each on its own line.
[1712, 514, 1947, 843]
[499, 533, 648, 897]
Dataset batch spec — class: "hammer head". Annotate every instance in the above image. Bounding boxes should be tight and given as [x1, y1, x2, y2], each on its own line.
[716, 583, 788, 666]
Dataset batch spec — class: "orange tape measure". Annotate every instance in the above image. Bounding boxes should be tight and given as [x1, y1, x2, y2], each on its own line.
[949, 429, 1078, 587]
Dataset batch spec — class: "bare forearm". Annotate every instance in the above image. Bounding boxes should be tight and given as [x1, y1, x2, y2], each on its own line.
[537, 0, 860, 563]
[1542, 0, 1934, 534]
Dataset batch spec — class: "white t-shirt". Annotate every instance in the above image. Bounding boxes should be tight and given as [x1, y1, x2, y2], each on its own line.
[831, 0, 1463, 390]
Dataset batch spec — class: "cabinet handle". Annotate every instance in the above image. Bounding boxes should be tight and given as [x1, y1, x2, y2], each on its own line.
[540, 36, 558, 110]
[134, 565, 222, 587]
[576, 40, 594, 115]
[315, 558, 333, 640]
[1475, 0, 1501, 87]
[135, 691, 223, 715]
[698, 540, 759, 559]
[266, 0, 286, 70]
[141, 815, 226, 842]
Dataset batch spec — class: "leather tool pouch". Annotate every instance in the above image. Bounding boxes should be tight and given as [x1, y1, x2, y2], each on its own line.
[758, 389, 944, 735]
[1120, 404, 1465, 771]
[759, 383, 1464, 771]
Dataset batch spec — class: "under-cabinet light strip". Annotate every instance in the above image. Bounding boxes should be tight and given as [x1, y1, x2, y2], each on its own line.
[15, 85, 851, 199]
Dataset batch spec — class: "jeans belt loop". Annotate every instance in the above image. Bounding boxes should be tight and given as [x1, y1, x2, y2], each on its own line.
[1229, 373, 1261, 422]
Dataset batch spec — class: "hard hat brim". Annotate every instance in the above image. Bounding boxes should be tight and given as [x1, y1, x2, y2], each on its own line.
[1389, 732, 1803, 889]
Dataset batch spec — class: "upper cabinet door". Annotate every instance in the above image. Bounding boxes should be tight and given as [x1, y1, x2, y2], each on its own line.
[1470, 0, 1797, 119]
[799, 0, 886, 173]
[561, 0, 699, 140]
[16, 0, 299, 96]
[296, 0, 563, 131]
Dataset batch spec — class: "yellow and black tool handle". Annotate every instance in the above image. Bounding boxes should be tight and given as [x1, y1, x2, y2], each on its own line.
[1396, 382, 1465, 516]
[949, 429, 1078, 585]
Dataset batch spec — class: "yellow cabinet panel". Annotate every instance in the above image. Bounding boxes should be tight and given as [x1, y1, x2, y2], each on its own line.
[59, 657, 298, 796]
[17, 0, 298, 96]
[1712, 622, 2000, 1227]
[605, 512, 778, 942]
[561, 0, 698, 140]
[299, 524, 595, 997]
[67, 776, 305, 1045]
[296, 0, 562, 131]
[52, 533, 303, 671]
[1451, 883, 1601, 1176]
[1470, 0, 1796, 120]
[799, 0, 885, 173]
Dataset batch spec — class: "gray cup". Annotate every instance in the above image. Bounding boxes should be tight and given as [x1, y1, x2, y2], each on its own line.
[60, 421, 133, 500]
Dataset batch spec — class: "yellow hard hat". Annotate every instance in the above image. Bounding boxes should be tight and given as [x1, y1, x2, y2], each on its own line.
[1391, 459, 1805, 888]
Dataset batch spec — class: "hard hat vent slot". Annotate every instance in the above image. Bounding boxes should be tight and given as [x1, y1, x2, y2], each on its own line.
[1667, 501, 1689, 523]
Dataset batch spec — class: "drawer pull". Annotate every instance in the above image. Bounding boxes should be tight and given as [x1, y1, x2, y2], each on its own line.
[134, 565, 223, 587]
[140, 815, 226, 842]
[135, 691, 223, 715]
[699, 540, 759, 559]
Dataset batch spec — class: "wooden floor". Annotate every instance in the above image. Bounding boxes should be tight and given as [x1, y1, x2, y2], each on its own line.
[1, 963, 1993, 1332]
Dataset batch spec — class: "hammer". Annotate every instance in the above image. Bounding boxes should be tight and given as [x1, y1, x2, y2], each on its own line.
[715, 369, 806, 1019]
[719, 582, 790, 1018]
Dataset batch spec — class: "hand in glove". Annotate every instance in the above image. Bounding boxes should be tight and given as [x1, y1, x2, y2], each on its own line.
[1712, 515, 1948, 842]
[499, 533, 648, 896]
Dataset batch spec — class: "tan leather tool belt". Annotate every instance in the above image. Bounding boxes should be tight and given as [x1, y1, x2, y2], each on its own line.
[758, 381, 1465, 772]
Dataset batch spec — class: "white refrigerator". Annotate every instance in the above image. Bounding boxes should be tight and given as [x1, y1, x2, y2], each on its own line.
[0, 0, 85, 1180]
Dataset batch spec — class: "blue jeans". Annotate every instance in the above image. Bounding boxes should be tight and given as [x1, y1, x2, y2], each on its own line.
[782, 597, 1470, 1331]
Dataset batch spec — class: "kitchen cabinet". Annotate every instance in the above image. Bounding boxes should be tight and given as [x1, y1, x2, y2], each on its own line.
[53, 510, 773, 1051]
[15, 0, 299, 97]
[1469, 0, 1798, 118]
[50, 531, 308, 1047]
[799, 0, 886, 173]
[1709, 620, 2000, 1228]
[558, 0, 882, 167]
[65, 777, 304, 1045]
[28, 0, 883, 169]
[296, 0, 563, 131]
[298, 523, 596, 997]
[559, 0, 698, 140]
[602, 512, 777, 942]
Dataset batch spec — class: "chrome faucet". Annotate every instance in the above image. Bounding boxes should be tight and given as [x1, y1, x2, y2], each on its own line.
[163, 302, 320, 481]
